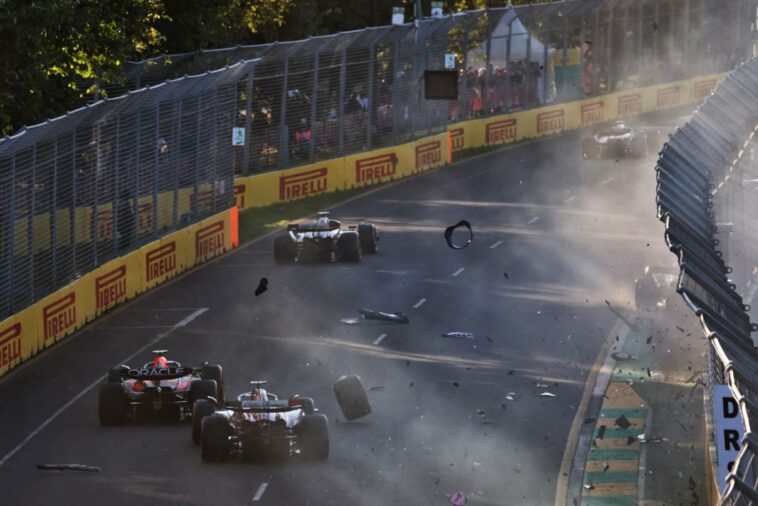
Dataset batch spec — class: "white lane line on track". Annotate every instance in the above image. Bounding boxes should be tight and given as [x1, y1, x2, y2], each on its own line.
[413, 298, 427, 309]
[0, 307, 209, 468]
[451, 268, 465, 277]
[373, 334, 388, 346]
[599, 176, 616, 187]
[527, 216, 540, 225]
[253, 483, 269, 502]
[489, 240, 503, 249]
[564, 195, 576, 203]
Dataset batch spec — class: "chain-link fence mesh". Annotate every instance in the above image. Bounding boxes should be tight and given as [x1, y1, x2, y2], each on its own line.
[657, 58, 758, 505]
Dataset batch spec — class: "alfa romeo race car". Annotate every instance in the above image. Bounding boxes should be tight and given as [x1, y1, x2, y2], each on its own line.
[98, 350, 224, 425]
[274, 212, 378, 263]
[192, 381, 329, 462]
[582, 121, 661, 159]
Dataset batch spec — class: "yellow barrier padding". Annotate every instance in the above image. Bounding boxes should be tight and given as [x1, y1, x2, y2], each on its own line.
[194, 214, 229, 264]
[92, 256, 133, 316]
[35, 271, 96, 351]
[0, 306, 37, 376]
[344, 146, 404, 188]
[410, 133, 448, 174]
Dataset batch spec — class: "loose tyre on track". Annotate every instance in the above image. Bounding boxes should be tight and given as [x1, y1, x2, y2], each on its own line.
[333, 374, 371, 421]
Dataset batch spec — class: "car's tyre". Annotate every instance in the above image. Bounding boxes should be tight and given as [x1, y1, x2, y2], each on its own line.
[201, 414, 232, 462]
[98, 383, 127, 426]
[200, 364, 224, 403]
[337, 232, 361, 263]
[332, 375, 371, 421]
[190, 379, 218, 404]
[297, 414, 329, 460]
[290, 396, 315, 415]
[274, 234, 297, 264]
[107, 365, 129, 383]
[358, 223, 379, 254]
[192, 399, 216, 445]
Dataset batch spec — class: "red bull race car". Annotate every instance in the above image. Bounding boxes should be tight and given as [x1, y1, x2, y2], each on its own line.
[274, 212, 378, 263]
[98, 350, 224, 425]
[192, 381, 328, 462]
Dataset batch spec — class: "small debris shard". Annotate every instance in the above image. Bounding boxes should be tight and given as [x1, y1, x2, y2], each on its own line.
[505, 392, 520, 401]
[451, 491, 467, 505]
[358, 309, 409, 324]
[626, 436, 636, 446]
[538, 392, 557, 398]
[583, 482, 595, 490]
[366, 386, 385, 392]
[441, 332, 475, 339]
[646, 335, 653, 344]
[452, 382, 460, 387]
[597, 425, 607, 440]
[615, 414, 631, 430]
[535, 382, 549, 388]
[603, 462, 609, 472]
[340, 317, 361, 325]
[611, 352, 639, 361]
[254, 278, 268, 296]
[36, 464, 101, 473]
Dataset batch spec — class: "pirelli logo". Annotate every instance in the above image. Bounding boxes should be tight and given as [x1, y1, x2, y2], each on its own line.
[537, 110, 565, 134]
[657, 86, 680, 108]
[196, 221, 225, 259]
[694, 79, 717, 101]
[0, 323, 21, 368]
[97, 209, 114, 240]
[197, 189, 213, 208]
[450, 128, 465, 151]
[138, 202, 153, 233]
[146, 242, 177, 282]
[618, 93, 642, 116]
[96, 265, 127, 311]
[43, 293, 77, 342]
[280, 167, 328, 201]
[234, 184, 246, 209]
[415, 141, 442, 170]
[486, 119, 517, 144]
[356, 153, 397, 183]
[581, 101, 604, 126]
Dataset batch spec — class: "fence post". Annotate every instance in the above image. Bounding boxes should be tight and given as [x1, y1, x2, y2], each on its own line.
[484, 10, 493, 113]
[309, 52, 320, 162]
[543, 14, 550, 103]
[505, 16, 513, 110]
[367, 42, 376, 150]
[338, 49, 347, 156]
[71, 132, 78, 277]
[152, 109, 159, 239]
[134, 113, 141, 246]
[278, 57, 290, 168]
[7, 155, 16, 313]
[171, 100, 181, 228]
[638, 1, 645, 77]
[93, 124, 100, 266]
[461, 27, 469, 119]
[683, 0, 690, 70]
[28, 145, 36, 301]
[606, 7, 613, 92]
[653, 1, 660, 65]
[193, 97, 201, 220]
[243, 67, 254, 175]
[525, 16, 532, 105]
[51, 138, 58, 287]
[211, 88, 220, 214]
[391, 40, 401, 145]
[562, 7, 568, 65]
[112, 116, 120, 254]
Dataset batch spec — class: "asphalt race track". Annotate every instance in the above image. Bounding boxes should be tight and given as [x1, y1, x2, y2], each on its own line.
[0, 120, 682, 505]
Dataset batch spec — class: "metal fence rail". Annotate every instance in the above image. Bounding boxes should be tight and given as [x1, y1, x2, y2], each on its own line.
[1, 0, 755, 321]
[656, 58, 758, 505]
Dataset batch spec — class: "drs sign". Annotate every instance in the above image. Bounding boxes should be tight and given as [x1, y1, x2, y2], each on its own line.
[713, 384, 744, 493]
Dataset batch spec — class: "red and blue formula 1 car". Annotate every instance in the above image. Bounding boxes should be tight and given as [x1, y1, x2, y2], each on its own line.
[192, 381, 329, 462]
[98, 350, 224, 425]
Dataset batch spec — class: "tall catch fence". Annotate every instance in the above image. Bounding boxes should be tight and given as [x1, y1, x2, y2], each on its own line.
[656, 58, 758, 505]
[1, 0, 755, 320]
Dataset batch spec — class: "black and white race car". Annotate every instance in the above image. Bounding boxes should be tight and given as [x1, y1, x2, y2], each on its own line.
[582, 121, 661, 159]
[274, 212, 378, 263]
[192, 381, 328, 462]
[98, 350, 224, 425]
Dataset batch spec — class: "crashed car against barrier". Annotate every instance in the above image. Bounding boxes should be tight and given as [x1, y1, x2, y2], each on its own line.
[192, 381, 329, 462]
[274, 211, 378, 263]
[98, 350, 224, 425]
[582, 121, 661, 160]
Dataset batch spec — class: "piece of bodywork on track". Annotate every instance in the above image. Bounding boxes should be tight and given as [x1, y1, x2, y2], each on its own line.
[358, 309, 409, 324]
[274, 212, 379, 264]
[36, 464, 101, 472]
[193, 381, 328, 462]
[441, 331, 475, 339]
[333, 374, 372, 421]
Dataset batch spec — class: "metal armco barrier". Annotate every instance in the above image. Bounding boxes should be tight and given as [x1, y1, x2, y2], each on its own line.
[656, 59, 758, 505]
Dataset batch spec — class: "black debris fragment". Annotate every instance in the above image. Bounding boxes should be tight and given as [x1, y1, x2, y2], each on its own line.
[358, 309, 409, 323]
[646, 335, 653, 344]
[615, 414, 631, 430]
[583, 417, 596, 425]
[254, 277, 268, 296]
[503, 272, 509, 279]
[485, 336, 492, 343]
[453, 382, 460, 387]
[36, 464, 101, 473]
[596, 425, 607, 439]
[444, 220, 473, 250]
[626, 436, 636, 446]
[441, 331, 475, 339]
[367, 386, 385, 392]
[611, 352, 638, 361]
[409, 381, 415, 387]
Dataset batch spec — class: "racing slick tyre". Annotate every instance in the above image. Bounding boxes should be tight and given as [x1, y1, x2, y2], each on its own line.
[98, 383, 127, 425]
[201, 414, 233, 462]
[297, 414, 329, 461]
[274, 234, 297, 264]
[200, 364, 224, 403]
[192, 399, 216, 445]
[290, 396, 315, 415]
[107, 365, 129, 383]
[190, 379, 218, 404]
[333, 375, 371, 421]
[358, 223, 379, 254]
[337, 232, 361, 263]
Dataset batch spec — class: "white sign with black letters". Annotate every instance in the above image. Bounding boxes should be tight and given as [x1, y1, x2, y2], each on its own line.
[444, 54, 456, 70]
[712, 384, 744, 494]
[232, 127, 245, 146]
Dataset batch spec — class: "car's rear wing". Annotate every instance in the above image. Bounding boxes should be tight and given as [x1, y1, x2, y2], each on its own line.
[287, 224, 338, 233]
[123, 366, 197, 381]
[224, 399, 304, 413]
